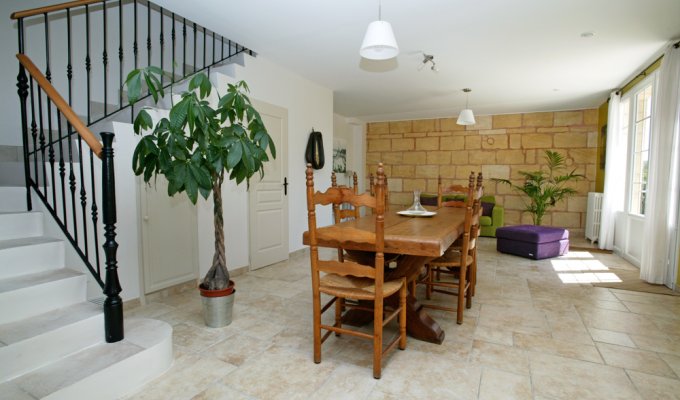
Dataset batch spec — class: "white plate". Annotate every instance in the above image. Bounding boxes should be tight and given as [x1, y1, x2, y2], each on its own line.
[397, 210, 437, 217]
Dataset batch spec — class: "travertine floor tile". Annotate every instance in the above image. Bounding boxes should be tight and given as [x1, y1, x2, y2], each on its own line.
[658, 353, 680, 378]
[631, 333, 680, 356]
[588, 327, 637, 348]
[222, 345, 336, 400]
[596, 342, 677, 378]
[204, 333, 271, 366]
[374, 349, 482, 399]
[470, 339, 530, 375]
[529, 352, 641, 400]
[478, 368, 532, 400]
[311, 364, 377, 400]
[627, 370, 680, 399]
[514, 333, 602, 363]
[190, 382, 256, 400]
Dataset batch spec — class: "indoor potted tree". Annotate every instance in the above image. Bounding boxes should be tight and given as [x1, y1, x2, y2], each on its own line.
[125, 67, 275, 327]
[493, 150, 583, 225]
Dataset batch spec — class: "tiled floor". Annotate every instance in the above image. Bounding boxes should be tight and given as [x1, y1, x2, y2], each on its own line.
[125, 238, 680, 400]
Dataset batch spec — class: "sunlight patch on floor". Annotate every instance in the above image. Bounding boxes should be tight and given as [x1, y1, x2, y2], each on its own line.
[557, 272, 622, 284]
[551, 252, 622, 283]
[551, 258, 608, 272]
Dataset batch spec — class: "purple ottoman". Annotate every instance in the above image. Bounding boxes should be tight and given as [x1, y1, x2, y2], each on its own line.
[496, 225, 569, 260]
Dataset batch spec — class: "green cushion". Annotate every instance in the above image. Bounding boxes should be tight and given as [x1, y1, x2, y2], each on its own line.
[479, 216, 493, 226]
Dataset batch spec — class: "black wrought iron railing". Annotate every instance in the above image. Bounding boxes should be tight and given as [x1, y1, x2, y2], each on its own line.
[12, 0, 254, 343]
[16, 53, 123, 342]
[13, 0, 254, 127]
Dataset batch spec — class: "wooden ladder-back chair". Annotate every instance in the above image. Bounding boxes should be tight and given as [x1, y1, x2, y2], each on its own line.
[369, 172, 389, 210]
[471, 171, 483, 296]
[421, 173, 482, 324]
[306, 163, 407, 379]
[331, 171, 360, 262]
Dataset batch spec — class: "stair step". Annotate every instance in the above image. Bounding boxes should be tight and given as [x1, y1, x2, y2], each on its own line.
[0, 269, 86, 325]
[2, 318, 173, 400]
[0, 302, 103, 382]
[0, 211, 43, 239]
[0, 237, 64, 279]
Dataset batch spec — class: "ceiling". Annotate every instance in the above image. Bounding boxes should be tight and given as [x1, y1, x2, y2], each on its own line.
[155, 0, 680, 122]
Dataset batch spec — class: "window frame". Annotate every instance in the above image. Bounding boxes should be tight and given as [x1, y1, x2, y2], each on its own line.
[621, 72, 658, 217]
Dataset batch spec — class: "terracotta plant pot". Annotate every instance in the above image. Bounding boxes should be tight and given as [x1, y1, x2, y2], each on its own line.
[198, 280, 235, 328]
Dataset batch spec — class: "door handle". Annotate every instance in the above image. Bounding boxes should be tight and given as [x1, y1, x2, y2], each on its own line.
[283, 177, 288, 196]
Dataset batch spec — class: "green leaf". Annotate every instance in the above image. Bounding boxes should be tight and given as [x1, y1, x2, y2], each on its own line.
[125, 70, 142, 104]
[169, 97, 190, 130]
[189, 162, 212, 190]
[133, 109, 153, 134]
[241, 141, 255, 172]
[189, 73, 212, 99]
[226, 141, 242, 169]
[185, 175, 198, 204]
[199, 185, 211, 200]
[173, 162, 188, 184]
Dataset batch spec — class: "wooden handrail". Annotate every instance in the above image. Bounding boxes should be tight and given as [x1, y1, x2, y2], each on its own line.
[11, 0, 101, 20]
[17, 54, 103, 158]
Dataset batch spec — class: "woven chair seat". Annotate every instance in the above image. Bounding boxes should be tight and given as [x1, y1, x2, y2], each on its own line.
[320, 274, 403, 300]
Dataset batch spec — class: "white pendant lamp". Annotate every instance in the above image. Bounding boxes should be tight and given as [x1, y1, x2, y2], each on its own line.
[360, 1, 399, 60]
[457, 88, 476, 125]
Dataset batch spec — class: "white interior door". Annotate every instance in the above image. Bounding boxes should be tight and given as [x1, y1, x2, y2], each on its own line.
[249, 101, 289, 270]
[141, 177, 198, 293]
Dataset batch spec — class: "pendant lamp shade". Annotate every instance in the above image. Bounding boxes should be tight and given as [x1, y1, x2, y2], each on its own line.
[360, 20, 399, 60]
[457, 109, 476, 125]
[457, 88, 476, 125]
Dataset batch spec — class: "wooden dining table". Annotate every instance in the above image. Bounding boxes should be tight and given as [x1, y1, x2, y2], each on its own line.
[302, 206, 467, 344]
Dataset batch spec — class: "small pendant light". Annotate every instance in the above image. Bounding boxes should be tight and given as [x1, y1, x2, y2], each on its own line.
[457, 88, 476, 126]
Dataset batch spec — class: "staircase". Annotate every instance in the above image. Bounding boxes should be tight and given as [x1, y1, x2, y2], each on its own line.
[0, 187, 172, 400]
[4, 0, 257, 396]
[0, 135, 178, 397]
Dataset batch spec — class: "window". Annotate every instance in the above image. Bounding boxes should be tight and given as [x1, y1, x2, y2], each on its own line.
[621, 78, 655, 216]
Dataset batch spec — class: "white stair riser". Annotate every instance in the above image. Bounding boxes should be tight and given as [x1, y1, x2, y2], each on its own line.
[0, 187, 28, 212]
[0, 241, 65, 279]
[0, 313, 103, 382]
[0, 275, 86, 325]
[44, 323, 173, 400]
[0, 213, 43, 241]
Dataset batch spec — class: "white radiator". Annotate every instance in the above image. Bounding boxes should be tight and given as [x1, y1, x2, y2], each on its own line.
[585, 192, 603, 243]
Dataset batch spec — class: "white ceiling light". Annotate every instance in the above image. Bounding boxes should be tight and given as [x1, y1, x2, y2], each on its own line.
[360, 1, 399, 60]
[457, 88, 476, 125]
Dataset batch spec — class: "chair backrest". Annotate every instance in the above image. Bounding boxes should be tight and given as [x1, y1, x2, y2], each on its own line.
[331, 171, 360, 222]
[307, 163, 387, 284]
[437, 172, 476, 208]
[468, 181, 484, 253]
[369, 172, 389, 210]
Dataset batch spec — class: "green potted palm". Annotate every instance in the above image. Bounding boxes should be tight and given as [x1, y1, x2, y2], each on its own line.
[493, 150, 583, 226]
[126, 67, 275, 327]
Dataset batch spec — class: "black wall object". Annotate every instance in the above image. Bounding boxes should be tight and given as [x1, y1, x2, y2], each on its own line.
[305, 130, 325, 169]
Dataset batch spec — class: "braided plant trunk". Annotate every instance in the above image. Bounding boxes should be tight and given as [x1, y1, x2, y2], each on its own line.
[202, 174, 230, 290]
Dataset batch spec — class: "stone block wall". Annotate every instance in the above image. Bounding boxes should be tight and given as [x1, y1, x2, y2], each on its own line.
[365, 110, 599, 232]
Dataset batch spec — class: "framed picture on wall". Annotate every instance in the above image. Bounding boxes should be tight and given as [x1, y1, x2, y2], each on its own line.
[333, 138, 347, 173]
